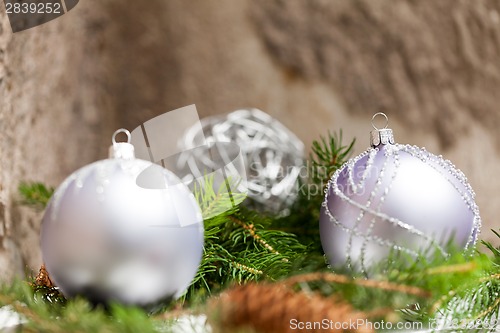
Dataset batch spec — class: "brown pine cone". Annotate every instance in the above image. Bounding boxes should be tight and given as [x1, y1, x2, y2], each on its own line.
[211, 283, 374, 333]
[34, 264, 54, 288]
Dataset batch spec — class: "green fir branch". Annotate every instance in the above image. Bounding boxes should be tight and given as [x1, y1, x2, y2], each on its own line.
[0, 281, 157, 333]
[309, 130, 355, 187]
[18, 182, 54, 208]
[184, 175, 307, 302]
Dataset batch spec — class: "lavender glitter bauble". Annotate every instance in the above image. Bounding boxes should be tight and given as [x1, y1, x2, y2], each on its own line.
[320, 132, 481, 272]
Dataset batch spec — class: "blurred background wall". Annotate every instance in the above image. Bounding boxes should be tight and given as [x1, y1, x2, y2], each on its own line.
[0, 0, 499, 279]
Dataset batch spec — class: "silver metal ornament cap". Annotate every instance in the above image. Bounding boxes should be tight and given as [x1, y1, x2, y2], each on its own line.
[370, 112, 395, 147]
[109, 128, 135, 159]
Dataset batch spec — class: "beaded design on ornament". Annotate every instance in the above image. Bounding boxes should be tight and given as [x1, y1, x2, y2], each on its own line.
[322, 143, 481, 273]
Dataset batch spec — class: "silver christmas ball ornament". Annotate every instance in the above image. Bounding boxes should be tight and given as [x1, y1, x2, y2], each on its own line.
[320, 113, 481, 272]
[41, 129, 204, 306]
[180, 108, 305, 215]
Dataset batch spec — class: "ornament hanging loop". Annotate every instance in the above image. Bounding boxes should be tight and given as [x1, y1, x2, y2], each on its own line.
[370, 113, 395, 147]
[109, 128, 135, 159]
[371, 112, 389, 130]
[112, 128, 131, 145]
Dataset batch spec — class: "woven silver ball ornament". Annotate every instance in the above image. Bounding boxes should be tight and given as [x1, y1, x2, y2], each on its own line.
[41, 129, 204, 306]
[319, 113, 481, 273]
[180, 108, 305, 215]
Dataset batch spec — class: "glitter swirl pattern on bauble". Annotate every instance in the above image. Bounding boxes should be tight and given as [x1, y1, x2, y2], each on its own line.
[319, 113, 481, 273]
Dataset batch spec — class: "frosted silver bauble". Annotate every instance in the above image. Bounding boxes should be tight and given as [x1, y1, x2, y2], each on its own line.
[319, 113, 481, 273]
[41, 130, 204, 306]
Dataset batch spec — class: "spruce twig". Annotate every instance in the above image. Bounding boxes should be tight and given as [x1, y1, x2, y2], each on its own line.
[285, 272, 431, 298]
[18, 182, 54, 208]
[228, 215, 281, 256]
[309, 130, 355, 186]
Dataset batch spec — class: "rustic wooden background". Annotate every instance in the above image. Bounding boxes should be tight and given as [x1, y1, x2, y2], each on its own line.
[0, 0, 498, 279]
